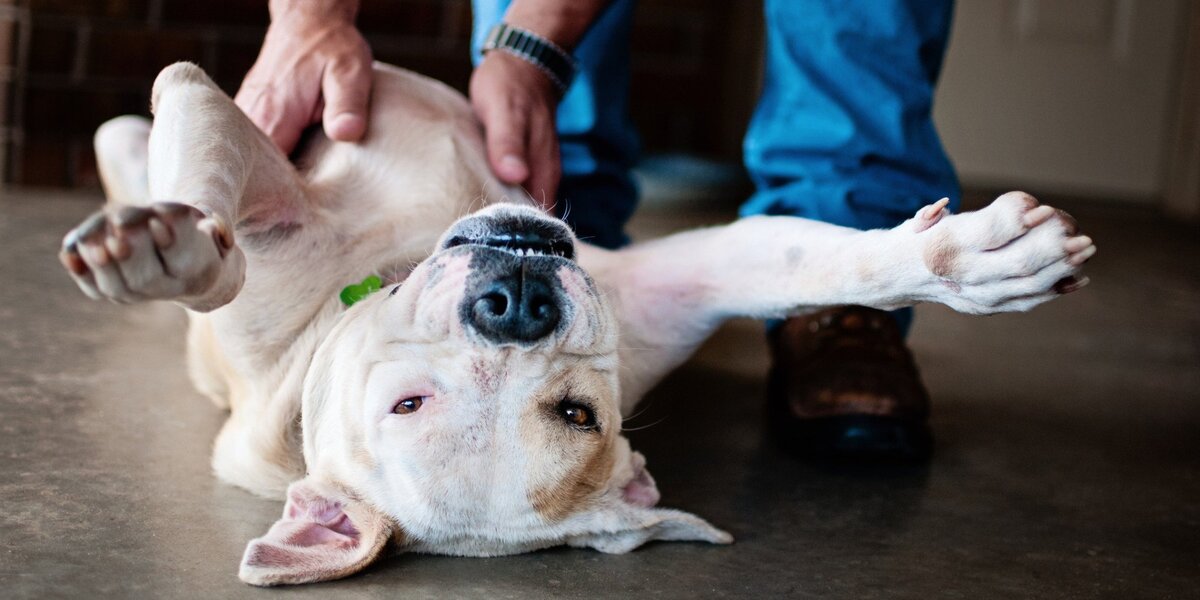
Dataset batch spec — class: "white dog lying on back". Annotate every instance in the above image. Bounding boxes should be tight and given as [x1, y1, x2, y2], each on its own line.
[58, 63, 1095, 586]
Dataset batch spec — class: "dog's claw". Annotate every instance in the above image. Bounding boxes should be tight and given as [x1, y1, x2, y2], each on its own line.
[913, 197, 950, 233]
[112, 205, 155, 228]
[1068, 244, 1096, 266]
[59, 200, 234, 305]
[1022, 204, 1055, 228]
[67, 211, 108, 247]
[59, 247, 88, 275]
[1054, 275, 1089, 294]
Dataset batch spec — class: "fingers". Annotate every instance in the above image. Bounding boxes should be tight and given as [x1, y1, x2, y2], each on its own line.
[471, 52, 564, 212]
[525, 109, 561, 210]
[480, 96, 532, 187]
[321, 45, 373, 142]
[234, 18, 373, 154]
[235, 82, 313, 154]
[480, 98, 563, 211]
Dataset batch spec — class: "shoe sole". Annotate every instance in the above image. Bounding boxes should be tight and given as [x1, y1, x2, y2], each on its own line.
[771, 414, 934, 463]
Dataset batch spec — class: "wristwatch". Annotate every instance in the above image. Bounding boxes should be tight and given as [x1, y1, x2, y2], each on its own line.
[482, 23, 579, 95]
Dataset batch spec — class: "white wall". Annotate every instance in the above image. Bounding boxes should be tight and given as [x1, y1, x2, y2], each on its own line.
[934, 0, 1189, 202]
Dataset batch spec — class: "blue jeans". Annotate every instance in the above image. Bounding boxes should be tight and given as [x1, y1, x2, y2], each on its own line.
[472, 1, 961, 329]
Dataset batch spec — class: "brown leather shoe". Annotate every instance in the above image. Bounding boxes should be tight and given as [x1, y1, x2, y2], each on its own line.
[766, 306, 933, 461]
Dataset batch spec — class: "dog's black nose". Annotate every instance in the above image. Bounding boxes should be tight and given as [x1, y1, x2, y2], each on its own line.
[466, 269, 561, 343]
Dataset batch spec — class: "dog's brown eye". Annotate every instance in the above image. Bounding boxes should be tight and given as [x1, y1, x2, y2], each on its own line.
[558, 401, 597, 430]
[393, 397, 424, 415]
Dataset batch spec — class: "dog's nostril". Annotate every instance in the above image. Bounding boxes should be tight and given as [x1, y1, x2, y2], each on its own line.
[479, 291, 509, 316]
[465, 274, 561, 343]
[529, 295, 554, 320]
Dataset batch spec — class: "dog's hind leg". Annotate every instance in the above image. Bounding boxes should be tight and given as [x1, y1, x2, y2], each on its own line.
[60, 62, 308, 312]
[94, 115, 151, 208]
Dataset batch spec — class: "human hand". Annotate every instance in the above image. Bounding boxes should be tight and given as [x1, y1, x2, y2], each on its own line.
[235, 1, 372, 154]
[469, 51, 562, 210]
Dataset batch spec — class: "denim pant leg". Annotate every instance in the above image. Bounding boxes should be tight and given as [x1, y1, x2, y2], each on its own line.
[471, 0, 640, 249]
[741, 0, 961, 333]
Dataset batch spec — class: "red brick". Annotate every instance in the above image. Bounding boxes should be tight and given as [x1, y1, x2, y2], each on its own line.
[73, 141, 101, 188]
[24, 87, 148, 138]
[16, 138, 71, 186]
[88, 27, 207, 79]
[442, 0, 471, 38]
[160, 0, 268, 27]
[27, 22, 77, 76]
[29, 0, 148, 20]
[358, 0, 444, 37]
[369, 47, 471, 92]
[214, 37, 264, 84]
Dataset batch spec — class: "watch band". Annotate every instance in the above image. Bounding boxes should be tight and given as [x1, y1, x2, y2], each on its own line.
[482, 23, 579, 95]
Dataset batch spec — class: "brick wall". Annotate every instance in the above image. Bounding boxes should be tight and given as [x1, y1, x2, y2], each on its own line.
[1, 0, 16, 185]
[2, 0, 761, 189]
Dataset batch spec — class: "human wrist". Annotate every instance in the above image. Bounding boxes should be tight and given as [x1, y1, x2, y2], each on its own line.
[481, 24, 577, 95]
[269, 0, 359, 24]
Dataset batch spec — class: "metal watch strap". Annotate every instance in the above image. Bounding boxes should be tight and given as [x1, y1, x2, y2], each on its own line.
[482, 23, 579, 95]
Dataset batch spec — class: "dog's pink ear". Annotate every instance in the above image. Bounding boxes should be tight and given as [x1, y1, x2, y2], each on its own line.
[239, 479, 394, 587]
[620, 451, 661, 508]
[565, 450, 731, 553]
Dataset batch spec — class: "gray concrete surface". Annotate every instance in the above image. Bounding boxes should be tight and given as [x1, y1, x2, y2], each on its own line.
[1, 191, 1197, 598]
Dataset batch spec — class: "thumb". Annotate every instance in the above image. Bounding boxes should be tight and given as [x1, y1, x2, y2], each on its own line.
[321, 60, 371, 142]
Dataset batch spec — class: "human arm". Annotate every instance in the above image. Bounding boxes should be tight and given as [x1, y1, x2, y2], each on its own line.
[469, 0, 612, 209]
[235, 0, 373, 154]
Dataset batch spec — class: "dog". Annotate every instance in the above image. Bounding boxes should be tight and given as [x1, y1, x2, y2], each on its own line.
[58, 62, 1095, 586]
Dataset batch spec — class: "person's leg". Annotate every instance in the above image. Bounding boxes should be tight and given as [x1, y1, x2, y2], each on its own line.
[471, 0, 639, 249]
[744, 0, 959, 460]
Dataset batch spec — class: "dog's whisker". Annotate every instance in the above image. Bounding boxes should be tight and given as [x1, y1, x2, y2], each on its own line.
[621, 417, 668, 432]
[622, 400, 655, 423]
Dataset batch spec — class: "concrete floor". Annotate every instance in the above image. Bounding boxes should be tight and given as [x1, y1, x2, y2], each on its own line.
[1, 190, 1197, 598]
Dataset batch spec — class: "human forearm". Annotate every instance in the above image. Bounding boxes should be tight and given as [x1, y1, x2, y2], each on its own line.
[502, 0, 612, 49]
[268, 0, 358, 23]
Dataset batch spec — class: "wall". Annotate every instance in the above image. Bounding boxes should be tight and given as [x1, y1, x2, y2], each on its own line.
[933, 0, 1189, 203]
[0, 0, 760, 189]
[1, 0, 15, 184]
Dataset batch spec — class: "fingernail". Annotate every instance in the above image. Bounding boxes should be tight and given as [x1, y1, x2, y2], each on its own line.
[500, 155, 527, 180]
[329, 113, 366, 140]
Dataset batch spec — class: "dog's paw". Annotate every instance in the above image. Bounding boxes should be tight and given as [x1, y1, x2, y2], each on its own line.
[916, 191, 1095, 313]
[59, 202, 235, 304]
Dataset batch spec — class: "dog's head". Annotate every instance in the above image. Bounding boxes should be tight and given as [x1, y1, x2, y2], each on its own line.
[239, 204, 730, 586]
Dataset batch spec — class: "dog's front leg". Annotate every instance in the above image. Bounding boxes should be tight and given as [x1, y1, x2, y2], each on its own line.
[589, 192, 1094, 408]
[59, 63, 306, 312]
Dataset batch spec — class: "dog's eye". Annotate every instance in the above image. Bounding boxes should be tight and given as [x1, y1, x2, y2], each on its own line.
[393, 397, 424, 415]
[558, 400, 597, 431]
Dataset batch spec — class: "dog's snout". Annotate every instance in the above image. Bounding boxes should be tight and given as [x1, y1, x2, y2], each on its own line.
[467, 270, 561, 343]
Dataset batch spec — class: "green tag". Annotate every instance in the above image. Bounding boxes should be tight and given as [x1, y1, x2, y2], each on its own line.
[340, 275, 383, 307]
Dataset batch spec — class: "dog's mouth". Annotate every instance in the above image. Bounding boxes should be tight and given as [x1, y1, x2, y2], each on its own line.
[438, 209, 576, 261]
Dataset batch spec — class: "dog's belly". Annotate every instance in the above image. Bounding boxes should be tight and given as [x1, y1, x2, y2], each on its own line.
[285, 64, 532, 256]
